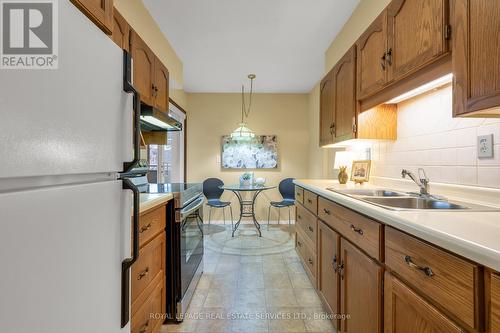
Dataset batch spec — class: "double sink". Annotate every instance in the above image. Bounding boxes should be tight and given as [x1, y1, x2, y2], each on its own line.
[327, 188, 500, 212]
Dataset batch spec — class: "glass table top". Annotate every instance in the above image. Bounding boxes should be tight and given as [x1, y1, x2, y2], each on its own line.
[219, 184, 276, 191]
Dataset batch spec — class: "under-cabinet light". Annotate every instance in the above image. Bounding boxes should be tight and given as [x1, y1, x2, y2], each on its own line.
[140, 115, 178, 130]
[386, 73, 453, 104]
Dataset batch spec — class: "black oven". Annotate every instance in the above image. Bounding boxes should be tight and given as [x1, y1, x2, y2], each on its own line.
[166, 194, 204, 322]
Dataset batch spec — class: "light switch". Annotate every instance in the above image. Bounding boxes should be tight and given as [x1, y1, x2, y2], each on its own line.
[477, 134, 494, 158]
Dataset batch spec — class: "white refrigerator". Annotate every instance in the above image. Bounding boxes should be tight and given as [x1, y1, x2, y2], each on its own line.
[0, 1, 139, 332]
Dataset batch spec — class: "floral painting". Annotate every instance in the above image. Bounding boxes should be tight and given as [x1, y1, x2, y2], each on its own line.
[221, 135, 278, 169]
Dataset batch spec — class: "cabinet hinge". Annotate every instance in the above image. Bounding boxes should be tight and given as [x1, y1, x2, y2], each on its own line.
[352, 123, 357, 133]
[444, 25, 451, 40]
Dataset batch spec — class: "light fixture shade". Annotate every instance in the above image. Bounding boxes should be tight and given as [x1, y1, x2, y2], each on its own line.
[230, 122, 255, 141]
[334, 151, 354, 169]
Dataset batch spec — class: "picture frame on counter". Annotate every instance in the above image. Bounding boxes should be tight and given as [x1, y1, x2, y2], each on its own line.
[351, 160, 371, 184]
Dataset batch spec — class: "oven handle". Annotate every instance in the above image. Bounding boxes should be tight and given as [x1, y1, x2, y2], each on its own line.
[180, 196, 204, 221]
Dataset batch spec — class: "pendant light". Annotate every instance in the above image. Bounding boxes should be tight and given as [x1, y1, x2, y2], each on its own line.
[231, 74, 256, 142]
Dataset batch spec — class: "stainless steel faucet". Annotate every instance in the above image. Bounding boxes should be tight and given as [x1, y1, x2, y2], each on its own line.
[402, 168, 430, 196]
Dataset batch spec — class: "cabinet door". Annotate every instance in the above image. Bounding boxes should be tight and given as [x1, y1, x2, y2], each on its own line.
[130, 31, 155, 106]
[356, 10, 388, 100]
[319, 70, 335, 147]
[318, 221, 340, 330]
[111, 9, 130, 51]
[70, 0, 113, 34]
[387, 0, 449, 82]
[453, 0, 500, 116]
[384, 273, 463, 333]
[340, 238, 382, 333]
[153, 58, 170, 113]
[492, 273, 500, 333]
[333, 46, 357, 143]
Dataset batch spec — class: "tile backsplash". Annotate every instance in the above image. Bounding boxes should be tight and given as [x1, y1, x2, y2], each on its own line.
[371, 84, 500, 188]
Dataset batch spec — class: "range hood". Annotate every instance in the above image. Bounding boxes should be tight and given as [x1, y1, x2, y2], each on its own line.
[140, 104, 182, 132]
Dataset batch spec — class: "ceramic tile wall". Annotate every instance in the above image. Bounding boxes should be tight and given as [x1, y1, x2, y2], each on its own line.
[371, 84, 500, 188]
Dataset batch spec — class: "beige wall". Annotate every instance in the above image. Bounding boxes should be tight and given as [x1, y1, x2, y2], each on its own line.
[114, 0, 188, 109]
[186, 93, 310, 221]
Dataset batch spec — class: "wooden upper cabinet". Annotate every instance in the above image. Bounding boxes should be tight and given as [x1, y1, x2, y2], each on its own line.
[387, 0, 449, 83]
[70, 0, 113, 34]
[491, 273, 500, 333]
[111, 9, 130, 51]
[319, 70, 335, 147]
[333, 46, 357, 143]
[452, 0, 500, 117]
[130, 31, 155, 106]
[318, 221, 340, 330]
[153, 58, 170, 113]
[384, 273, 463, 333]
[340, 238, 382, 333]
[356, 10, 388, 100]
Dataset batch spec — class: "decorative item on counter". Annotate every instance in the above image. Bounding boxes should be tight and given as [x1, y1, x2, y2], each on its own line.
[239, 172, 254, 186]
[351, 160, 371, 184]
[334, 151, 354, 184]
[338, 166, 349, 184]
[254, 177, 266, 186]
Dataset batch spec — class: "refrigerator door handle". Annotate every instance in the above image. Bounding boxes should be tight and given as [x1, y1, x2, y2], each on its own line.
[119, 49, 142, 328]
[123, 49, 141, 173]
[120, 178, 139, 328]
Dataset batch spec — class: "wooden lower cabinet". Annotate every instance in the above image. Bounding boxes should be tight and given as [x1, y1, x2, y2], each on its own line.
[340, 238, 383, 333]
[318, 221, 340, 330]
[491, 273, 500, 333]
[384, 272, 463, 333]
[131, 204, 168, 333]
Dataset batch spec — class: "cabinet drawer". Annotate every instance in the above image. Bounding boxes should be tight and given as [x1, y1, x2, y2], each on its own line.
[296, 204, 317, 249]
[318, 197, 382, 261]
[296, 230, 317, 283]
[139, 206, 166, 247]
[303, 190, 318, 214]
[131, 274, 165, 333]
[295, 186, 304, 204]
[385, 227, 481, 330]
[132, 233, 166, 303]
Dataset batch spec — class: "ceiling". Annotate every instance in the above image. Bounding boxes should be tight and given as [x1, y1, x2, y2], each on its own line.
[143, 0, 360, 93]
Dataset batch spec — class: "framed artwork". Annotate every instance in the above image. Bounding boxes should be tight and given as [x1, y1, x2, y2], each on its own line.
[221, 135, 278, 169]
[351, 160, 371, 183]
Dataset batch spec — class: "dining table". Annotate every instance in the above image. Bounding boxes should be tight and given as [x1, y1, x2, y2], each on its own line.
[219, 184, 276, 237]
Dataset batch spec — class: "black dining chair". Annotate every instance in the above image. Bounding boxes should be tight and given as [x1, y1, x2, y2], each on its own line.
[203, 178, 233, 226]
[267, 178, 295, 225]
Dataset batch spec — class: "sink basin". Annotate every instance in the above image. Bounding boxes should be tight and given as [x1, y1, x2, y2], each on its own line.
[362, 197, 469, 210]
[328, 188, 408, 197]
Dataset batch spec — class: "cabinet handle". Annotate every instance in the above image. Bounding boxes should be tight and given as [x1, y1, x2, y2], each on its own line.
[139, 223, 152, 234]
[297, 241, 302, 247]
[308, 226, 314, 232]
[380, 53, 386, 71]
[137, 267, 149, 280]
[337, 261, 345, 280]
[330, 122, 336, 135]
[323, 208, 331, 215]
[332, 254, 338, 273]
[404, 255, 434, 277]
[297, 214, 302, 220]
[350, 224, 364, 235]
[308, 258, 313, 265]
[307, 199, 313, 204]
[386, 48, 392, 66]
[139, 320, 150, 333]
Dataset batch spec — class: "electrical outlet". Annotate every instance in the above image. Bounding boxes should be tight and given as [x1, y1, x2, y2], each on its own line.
[477, 134, 494, 158]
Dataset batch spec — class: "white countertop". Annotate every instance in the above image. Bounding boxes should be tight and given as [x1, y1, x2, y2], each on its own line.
[294, 179, 500, 272]
[139, 193, 173, 214]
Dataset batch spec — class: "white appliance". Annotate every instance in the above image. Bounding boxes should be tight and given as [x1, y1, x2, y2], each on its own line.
[0, 2, 140, 332]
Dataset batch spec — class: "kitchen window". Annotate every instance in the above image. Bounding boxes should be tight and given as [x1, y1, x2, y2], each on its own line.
[147, 101, 186, 183]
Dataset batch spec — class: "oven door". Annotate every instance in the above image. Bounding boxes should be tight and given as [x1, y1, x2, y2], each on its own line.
[178, 196, 204, 314]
